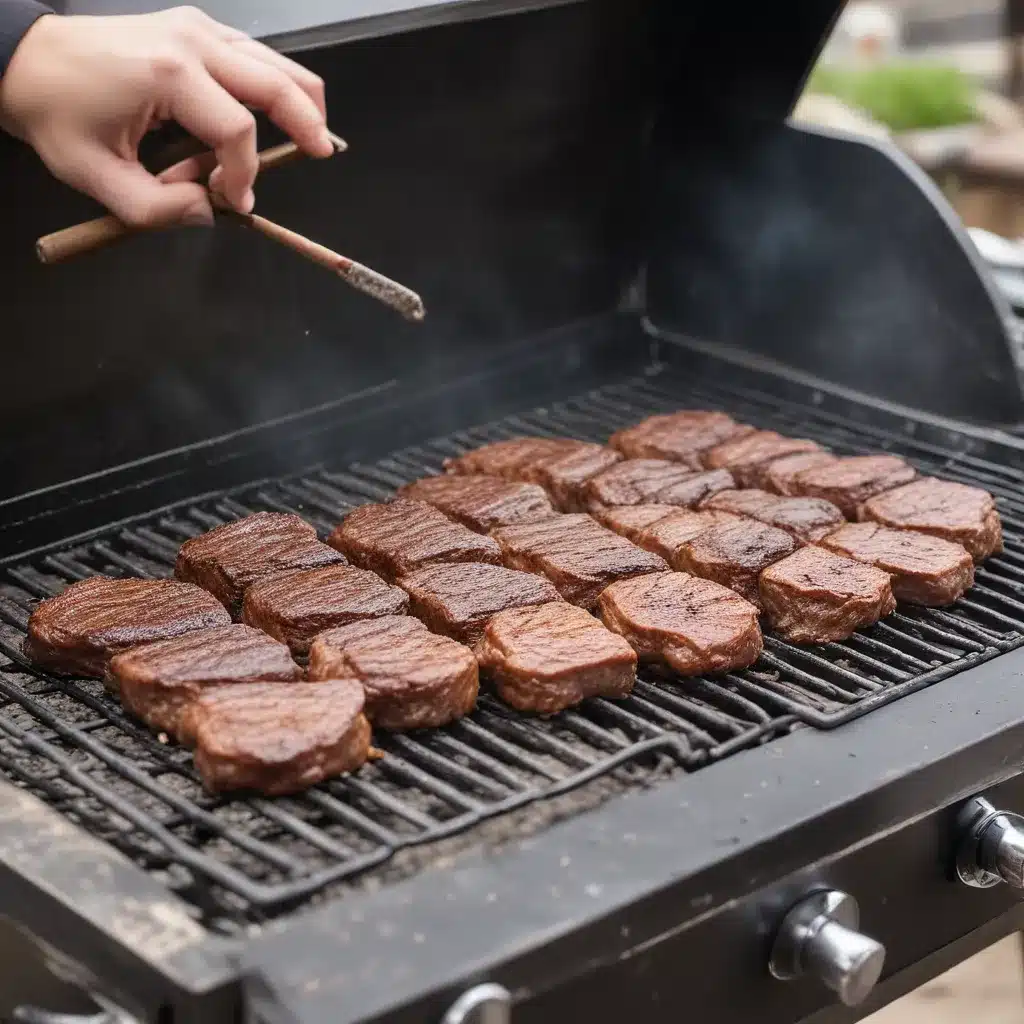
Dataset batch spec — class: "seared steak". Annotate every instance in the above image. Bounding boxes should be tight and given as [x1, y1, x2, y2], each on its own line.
[703, 431, 822, 486]
[328, 500, 501, 581]
[397, 562, 562, 647]
[858, 477, 1003, 562]
[791, 455, 917, 518]
[519, 442, 623, 511]
[308, 617, 478, 730]
[820, 522, 974, 606]
[610, 411, 753, 466]
[444, 438, 576, 477]
[476, 602, 637, 715]
[758, 546, 896, 644]
[184, 681, 371, 795]
[761, 451, 839, 495]
[241, 564, 409, 656]
[398, 474, 556, 532]
[597, 572, 762, 676]
[590, 504, 678, 542]
[635, 509, 743, 564]
[111, 624, 302, 737]
[492, 515, 668, 609]
[175, 512, 345, 616]
[701, 489, 844, 542]
[27, 576, 231, 678]
[583, 459, 733, 510]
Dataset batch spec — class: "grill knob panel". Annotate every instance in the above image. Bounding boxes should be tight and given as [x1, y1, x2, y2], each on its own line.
[769, 890, 886, 1007]
[956, 796, 1024, 889]
[442, 984, 512, 1024]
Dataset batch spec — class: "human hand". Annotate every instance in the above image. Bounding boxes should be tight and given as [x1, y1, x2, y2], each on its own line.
[0, 6, 333, 227]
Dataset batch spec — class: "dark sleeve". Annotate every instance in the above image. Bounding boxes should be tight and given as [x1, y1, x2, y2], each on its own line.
[0, 1, 52, 77]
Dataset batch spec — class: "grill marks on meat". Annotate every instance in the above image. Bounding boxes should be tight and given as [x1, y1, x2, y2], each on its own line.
[444, 437, 575, 478]
[582, 459, 734, 510]
[518, 442, 624, 511]
[761, 451, 838, 495]
[27, 577, 232, 678]
[397, 474, 556, 532]
[702, 489, 845, 542]
[328, 500, 501, 581]
[759, 546, 896, 644]
[703, 431, 823, 487]
[110, 624, 302, 739]
[184, 681, 371, 795]
[675, 520, 797, 609]
[241, 564, 409, 656]
[791, 455, 917, 519]
[308, 617, 478, 730]
[598, 572, 762, 676]
[634, 509, 743, 564]
[175, 512, 345, 617]
[858, 477, 1002, 562]
[610, 411, 753, 466]
[820, 523, 974, 606]
[492, 515, 668, 609]
[476, 602, 637, 715]
[397, 562, 562, 647]
[591, 504, 678, 542]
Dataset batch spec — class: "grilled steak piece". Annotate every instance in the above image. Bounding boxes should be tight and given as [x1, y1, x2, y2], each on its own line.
[444, 438, 576, 478]
[519, 443, 623, 511]
[398, 562, 562, 647]
[328, 500, 502, 581]
[398, 474, 556, 532]
[111, 624, 302, 738]
[858, 478, 1003, 562]
[820, 522, 974, 606]
[761, 451, 839, 495]
[635, 509, 743, 564]
[598, 572, 762, 676]
[791, 455, 917, 518]
[241, 564, 409, 656]
[610, 411, 753, 466]
[308, 617, 478, 730]
[591, 504, 678, 542]
[702, 489, 845, 543]
[675, 520, 797, 608]
[758, 546, 896, 644]
[583, 459, 734, 510]
[476, 602, 637, 715]
[493, 515, 668, 609]
[703, 431, 823, 486]
[27, 577, 231, 678]
[184, 681, 371, 795]
[176, 512, 345, 617]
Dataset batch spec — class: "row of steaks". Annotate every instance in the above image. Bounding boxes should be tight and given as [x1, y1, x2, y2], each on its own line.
[23, 408, 1002, 797]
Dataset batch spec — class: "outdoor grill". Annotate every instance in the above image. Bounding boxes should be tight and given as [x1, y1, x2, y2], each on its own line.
[3, 0, 1024, 1022]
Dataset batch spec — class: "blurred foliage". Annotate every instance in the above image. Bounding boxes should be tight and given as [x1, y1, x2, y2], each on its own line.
[807, 62, 978, 131]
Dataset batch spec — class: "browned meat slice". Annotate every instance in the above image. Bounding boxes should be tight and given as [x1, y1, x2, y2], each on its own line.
[591, 504, 678, 542]
[397, 562, 562, 647]
[701, 489, 845, 542]
[650, 469, 736, 508]
[476, 602, 636, 715]
[610, 411, 753, 466]
[519, 443, 623, 511]
[761, 451, 839, 495]
[110, 624, 302, 737]
[582, 459, 734, 510]
[758, 546, 896, 644]
[183, 681, 371, 795]
[858, 478, 1003, 562]
[308, 617, 478, 730]
[26, 577, 231, 678]
[791, 455, 917, 518]
[241, 564, 409, 656]
[703, 431, 823, 486]
[598, 572, 762, 676]
[444, 438, 575, 477]
[675, 520, 797, 608]
[635, 509, 743, 564]
[492, 515, 668, 609]
[328, 500, 501, 581]
[819, 522, 974, 606]
[175, 512, 346, 617]
[397, 474, 555, 532]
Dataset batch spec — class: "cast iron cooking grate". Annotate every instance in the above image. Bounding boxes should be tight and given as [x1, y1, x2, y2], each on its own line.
[0, 367, 1022, 927]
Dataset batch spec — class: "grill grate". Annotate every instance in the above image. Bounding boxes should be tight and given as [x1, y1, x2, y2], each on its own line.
[0, 366, 1022, 927]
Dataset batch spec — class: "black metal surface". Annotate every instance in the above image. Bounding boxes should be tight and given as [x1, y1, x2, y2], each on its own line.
[0, 364, 1022, 934]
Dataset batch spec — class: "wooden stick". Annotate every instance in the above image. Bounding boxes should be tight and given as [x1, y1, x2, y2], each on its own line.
[35, 133, 348, 265]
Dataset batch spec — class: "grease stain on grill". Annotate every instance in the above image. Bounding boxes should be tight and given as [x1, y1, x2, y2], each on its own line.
[0, 370, 1020, 927]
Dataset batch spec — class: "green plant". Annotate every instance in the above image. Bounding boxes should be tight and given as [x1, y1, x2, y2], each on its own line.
[807, 61, 978, 131]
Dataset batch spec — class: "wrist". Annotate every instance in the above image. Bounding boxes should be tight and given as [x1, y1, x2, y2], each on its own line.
[0, 5, 57, 137]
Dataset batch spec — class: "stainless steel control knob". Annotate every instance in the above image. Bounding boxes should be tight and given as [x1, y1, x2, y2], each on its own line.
[442, 984, 512, 1024]
[956, 797, 1024, 889]
[769, 890, 886, 1007]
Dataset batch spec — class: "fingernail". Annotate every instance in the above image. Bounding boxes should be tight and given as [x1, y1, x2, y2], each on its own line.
[241, 189, 256, 214]
[319, 127, 334, 154]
